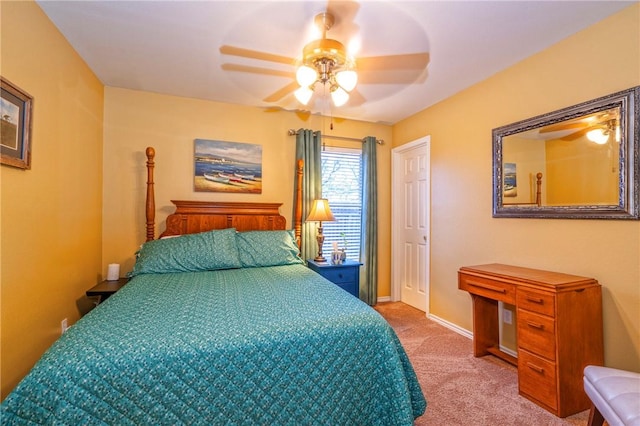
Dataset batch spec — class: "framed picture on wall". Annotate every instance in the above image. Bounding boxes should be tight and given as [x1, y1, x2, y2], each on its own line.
[1, 77, 33, 169]
[194, 139, 263, 193]
[503, 162, 517, 197]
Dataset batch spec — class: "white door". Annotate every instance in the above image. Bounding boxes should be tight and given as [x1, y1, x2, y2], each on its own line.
[391, 137, 430, 312]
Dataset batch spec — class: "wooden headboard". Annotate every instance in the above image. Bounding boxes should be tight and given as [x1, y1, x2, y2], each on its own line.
[160, 201, 286, 238]
[144, 147, 304, 243]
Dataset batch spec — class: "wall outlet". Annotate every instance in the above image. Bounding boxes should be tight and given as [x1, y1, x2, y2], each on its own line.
[61, 318, 68, 334]
[502, 309, 513, 325]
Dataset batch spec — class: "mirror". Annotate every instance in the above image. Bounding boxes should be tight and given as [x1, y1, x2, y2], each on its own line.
[493, 86, 639, 219]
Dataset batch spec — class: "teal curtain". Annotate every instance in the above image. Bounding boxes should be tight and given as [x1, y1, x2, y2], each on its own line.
[360, 136, 378, 305]
[293, 129, 322, 262]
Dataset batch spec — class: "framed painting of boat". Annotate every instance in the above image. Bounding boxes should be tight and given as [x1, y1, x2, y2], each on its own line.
[503, 162, 517, 197]
[1, 77, 33, 170]
[194, 139, 262, 193]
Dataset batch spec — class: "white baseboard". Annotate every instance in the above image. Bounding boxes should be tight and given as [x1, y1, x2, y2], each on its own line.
[376, 301, 517, 359]
[428, 313, 518, 359]
[427, 313, 473, 340]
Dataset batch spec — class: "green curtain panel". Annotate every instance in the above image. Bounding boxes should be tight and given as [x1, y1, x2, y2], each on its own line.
[360, 136, 378, 305]
[294, 129, 322, 262]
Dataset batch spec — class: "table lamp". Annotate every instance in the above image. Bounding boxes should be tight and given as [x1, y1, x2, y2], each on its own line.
[306, 198, 335, 262]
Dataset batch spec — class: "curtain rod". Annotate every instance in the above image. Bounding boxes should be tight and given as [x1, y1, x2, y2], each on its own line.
[287, 129, 384, 145]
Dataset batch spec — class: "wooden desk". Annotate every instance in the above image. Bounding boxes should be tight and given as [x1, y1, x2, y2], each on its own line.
[458, 263, 603, 417]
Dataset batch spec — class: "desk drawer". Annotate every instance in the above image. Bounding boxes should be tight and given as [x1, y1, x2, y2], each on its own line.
[519, 350, 558, 412]
[458, 273, 516, 304]
[517, 288, 555, 317]
[517, 309, 556, 361]
[321, 267, 358, 284]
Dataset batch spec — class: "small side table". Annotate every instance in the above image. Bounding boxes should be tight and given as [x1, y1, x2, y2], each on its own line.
[307, 259, 362, 298]
[86, 277, 128, 304]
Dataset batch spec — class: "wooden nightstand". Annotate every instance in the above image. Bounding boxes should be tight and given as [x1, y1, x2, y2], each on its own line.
[307, 259, 362, 298]
[86, 278, 128, 304]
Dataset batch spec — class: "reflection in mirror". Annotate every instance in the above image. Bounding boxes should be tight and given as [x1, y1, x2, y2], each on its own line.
[503, 107, 620, 207]
[493, 86, 639, 219]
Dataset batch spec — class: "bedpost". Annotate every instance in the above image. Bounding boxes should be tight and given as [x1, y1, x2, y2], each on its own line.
[535, 172, 543, 207]
[294, 159, 304, 248]
[146, 147, 156, 241]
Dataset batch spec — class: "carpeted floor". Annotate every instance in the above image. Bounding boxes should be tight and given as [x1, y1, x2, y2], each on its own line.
[374, 302, 592, 426]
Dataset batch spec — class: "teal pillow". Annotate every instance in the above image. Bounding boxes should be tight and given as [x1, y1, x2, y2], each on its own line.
[236, 230, 304, 267]
[130, 228, 241, 276]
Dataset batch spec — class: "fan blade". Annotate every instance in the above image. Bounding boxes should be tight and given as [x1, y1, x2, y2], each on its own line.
[346, 88, 366, 106]
[541, 111, 617, 134]
[220, 45, 295, 65]
[222, 63, 294, 79]
[540, 121, 588, 134]
[263, 81, 299, 103]
[357, 52, 430, 70]
[326, 0, 361, 41]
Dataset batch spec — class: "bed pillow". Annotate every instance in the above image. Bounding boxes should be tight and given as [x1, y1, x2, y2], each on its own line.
[130, 228, 241, 276]
[236, 230, 304, 267]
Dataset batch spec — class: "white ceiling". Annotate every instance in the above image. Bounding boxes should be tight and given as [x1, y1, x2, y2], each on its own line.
[37, 0, 635, 125]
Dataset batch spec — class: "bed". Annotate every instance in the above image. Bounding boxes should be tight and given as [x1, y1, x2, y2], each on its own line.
[1, 147, 426, 424]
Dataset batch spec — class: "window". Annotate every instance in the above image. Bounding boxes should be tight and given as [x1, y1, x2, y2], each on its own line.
[321, 147, 362, 260]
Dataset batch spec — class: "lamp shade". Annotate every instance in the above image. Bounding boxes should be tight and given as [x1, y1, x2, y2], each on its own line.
[331, 86, 349, 107]
[296, 65, 318, 87]
[294, 86, 314, 105]
[336, 69, 357, 92]
[306, 199, 336, 222]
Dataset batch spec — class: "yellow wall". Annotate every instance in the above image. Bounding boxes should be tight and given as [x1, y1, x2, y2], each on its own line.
[546, 137, 619, 205]
[0, 1, 104, 398]
[394, 4, 640, 371]
[101, 87, 393, 293]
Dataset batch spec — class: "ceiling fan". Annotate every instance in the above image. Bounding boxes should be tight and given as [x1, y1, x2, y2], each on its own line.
[219, 6, 429, 109]
[539, 110, 620, 144]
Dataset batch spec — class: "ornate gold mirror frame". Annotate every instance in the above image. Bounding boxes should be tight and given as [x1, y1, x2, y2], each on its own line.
[493, 86, 639, 219]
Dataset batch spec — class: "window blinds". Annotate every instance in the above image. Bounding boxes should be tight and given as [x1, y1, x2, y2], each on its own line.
[321, 148, 362, 260]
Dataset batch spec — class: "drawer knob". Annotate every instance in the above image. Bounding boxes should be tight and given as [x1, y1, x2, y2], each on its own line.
[338, 274, 343, 279]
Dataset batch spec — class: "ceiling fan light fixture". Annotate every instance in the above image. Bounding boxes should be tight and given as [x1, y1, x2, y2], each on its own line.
[292, 13, 358, 108]
[587, 128, 609, 144]
[302, 38, 347, 67]
[336, 69, 357, 92]
[331, 86, 349, 107]
[296, 65, 318, 87]
[294, 86, 314, 105]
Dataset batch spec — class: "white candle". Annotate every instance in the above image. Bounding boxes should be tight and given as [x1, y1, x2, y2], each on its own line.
[107, 264, 120, 281]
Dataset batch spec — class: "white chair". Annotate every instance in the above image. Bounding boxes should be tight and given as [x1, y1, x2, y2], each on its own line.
[584, 365, 640, 426]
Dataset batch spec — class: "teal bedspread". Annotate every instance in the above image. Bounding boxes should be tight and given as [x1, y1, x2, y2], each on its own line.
[2, 265, 426, 424]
